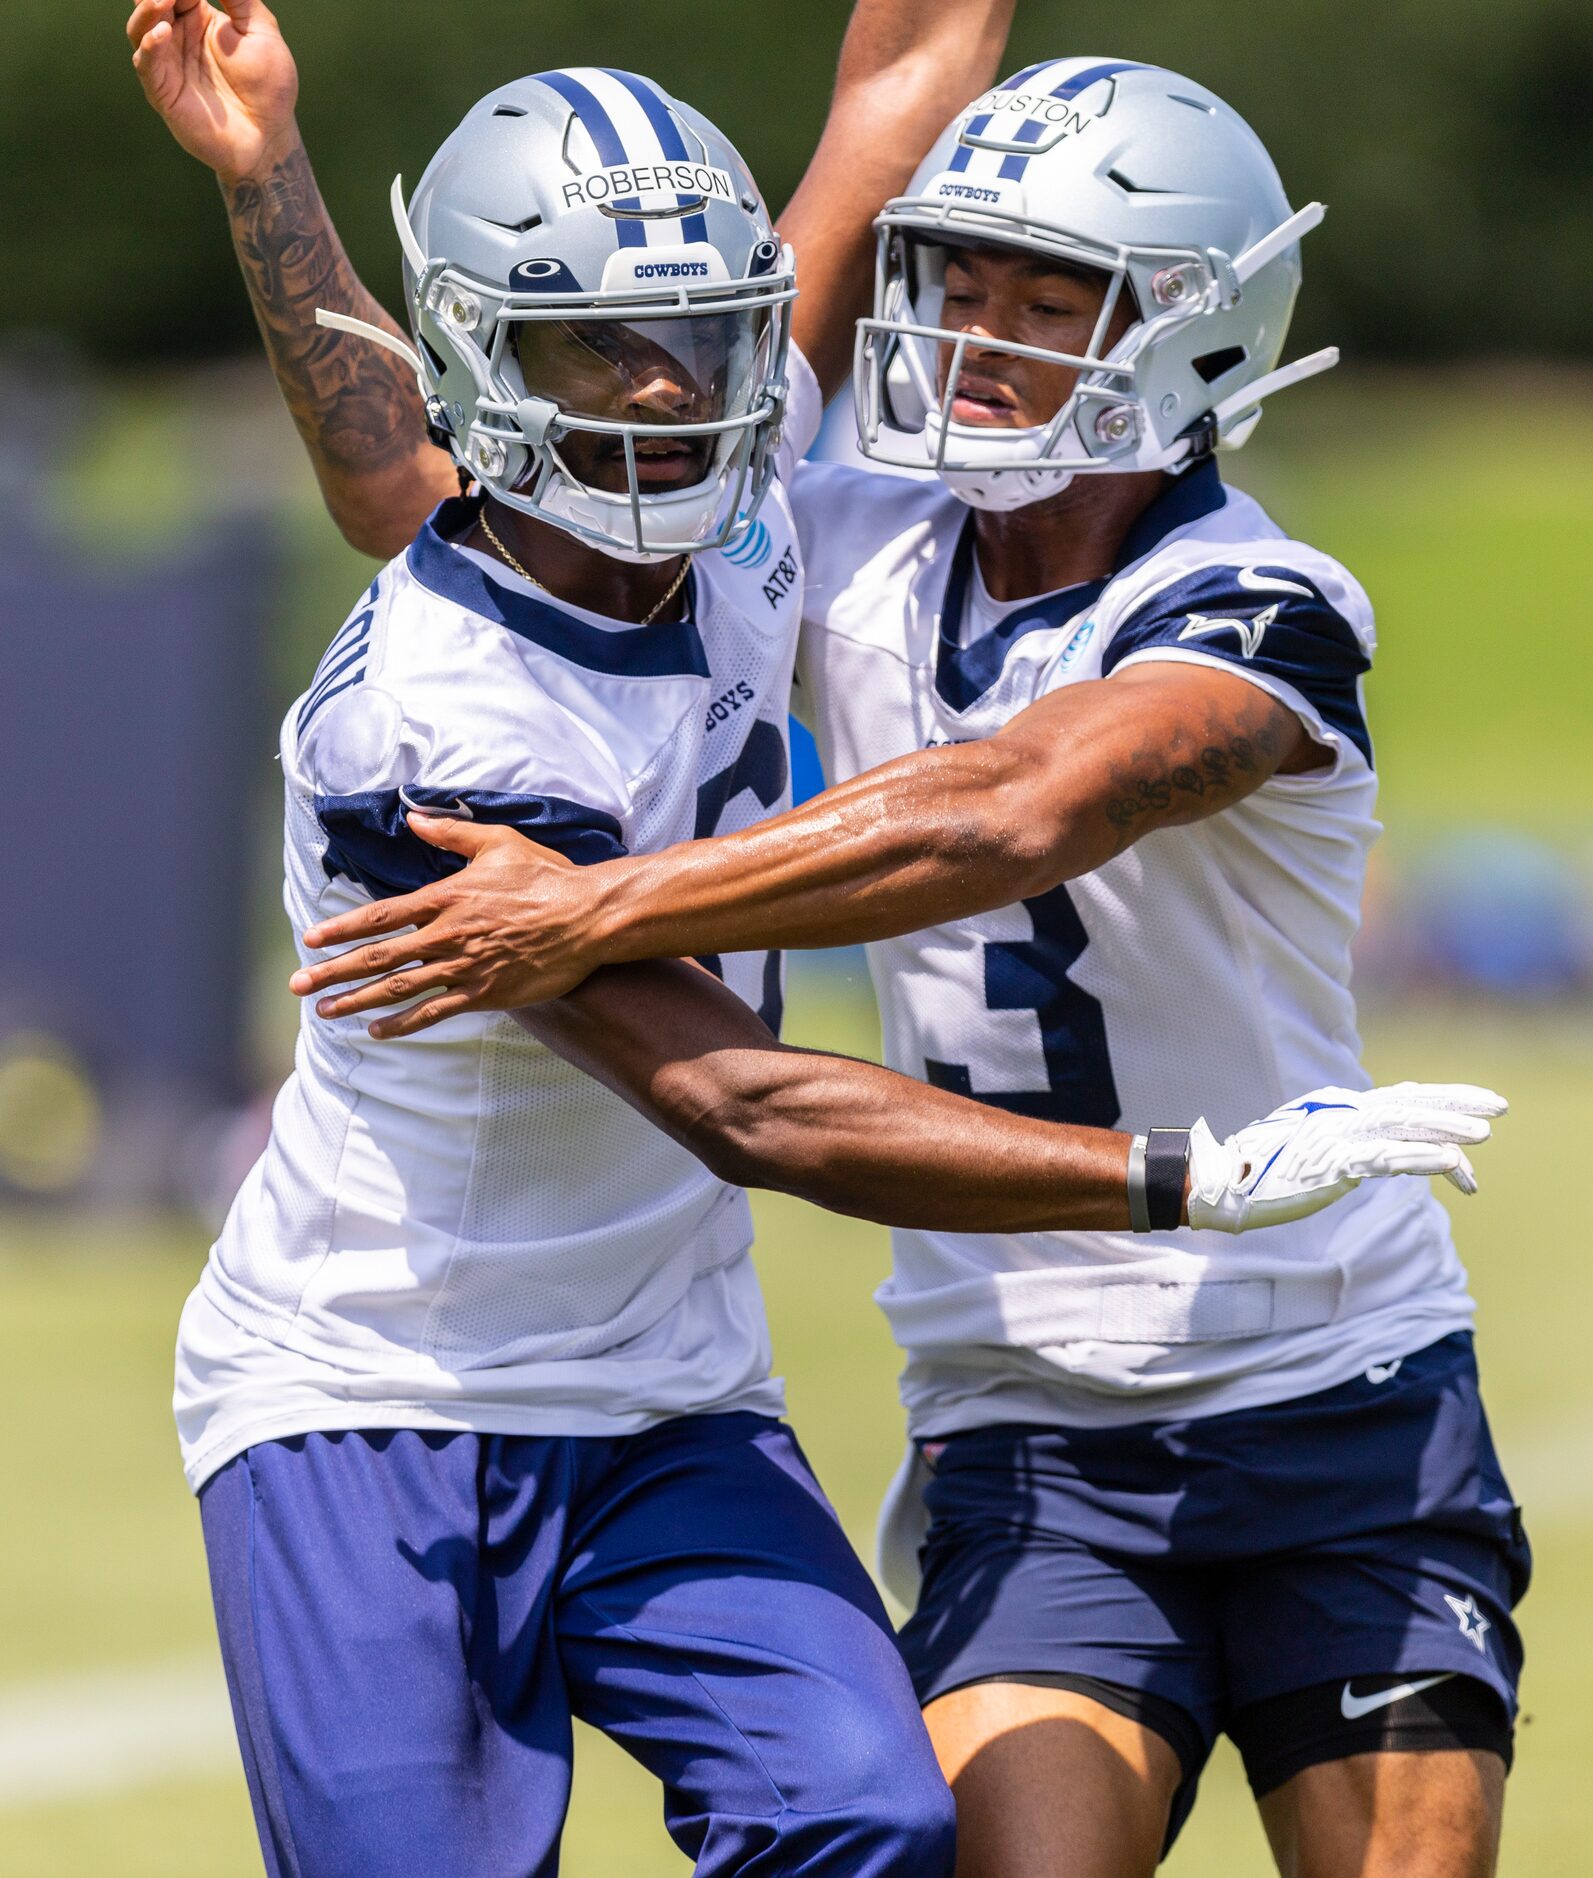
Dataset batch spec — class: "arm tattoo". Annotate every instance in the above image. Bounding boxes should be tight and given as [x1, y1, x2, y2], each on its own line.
[1102, 691, 1293, 850]
[224, 144, 425, 479]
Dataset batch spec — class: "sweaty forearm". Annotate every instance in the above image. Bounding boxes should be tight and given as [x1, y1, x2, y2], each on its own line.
[695, 1046, 1135, 1232]
[580, 668, 1307, 970]
[291, 669, 1308, 1025]
[513, 967, 1135, 1233]
[221, 135, 447, 555]
[586, 738, 1076, 964]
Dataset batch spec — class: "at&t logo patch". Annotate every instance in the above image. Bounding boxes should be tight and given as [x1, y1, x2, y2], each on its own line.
[723, 516, 773, 570]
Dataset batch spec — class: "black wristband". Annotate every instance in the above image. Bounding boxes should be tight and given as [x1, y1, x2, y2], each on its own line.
[1144, 1128, 1191, 1232]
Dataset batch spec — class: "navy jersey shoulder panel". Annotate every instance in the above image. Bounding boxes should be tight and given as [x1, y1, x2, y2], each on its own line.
[1101, 561, 1373, 764]
[934, 520, 1108, 712]
[316, 785, 627, 901]
[933, 461, 1229, 713]
[406, 499, 710, 680]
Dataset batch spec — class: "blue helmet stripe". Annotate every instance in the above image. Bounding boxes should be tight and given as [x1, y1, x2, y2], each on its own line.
[534, 69, 647, 247]
[599, 70, 711, 245]
[995, 59, 1146, 181]
[947, 60, 1059, 171]
[1050, 58, 1145, 100]
[947, 127, 985, 174]
[998, 116, 1048, 180]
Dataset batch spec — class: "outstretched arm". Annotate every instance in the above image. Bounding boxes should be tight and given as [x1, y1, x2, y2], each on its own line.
[506, 956, 1495, 1235]
[291, 662, 1318, 1021]
[779, 0, 1015, 398]
[519, 956, 1133, 1233]
[553, 664, 1316, 957]
[127, 0, 454, 556]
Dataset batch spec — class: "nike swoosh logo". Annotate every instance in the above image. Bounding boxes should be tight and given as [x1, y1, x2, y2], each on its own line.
[1339, 1674, 1453, 1720]
[1236, 565, 1314, 598]
[399, 785, 474, 821]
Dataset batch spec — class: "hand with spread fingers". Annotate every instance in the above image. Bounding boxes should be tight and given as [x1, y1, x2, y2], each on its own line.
[127, 0, 299, 185]
[1188, 1082, 1509, 1234]
[292, 814, 612, 1038]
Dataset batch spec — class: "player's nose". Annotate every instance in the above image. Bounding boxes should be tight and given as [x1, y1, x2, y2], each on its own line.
[625, 365, 700, 420]
[960, 321, 1008, 358]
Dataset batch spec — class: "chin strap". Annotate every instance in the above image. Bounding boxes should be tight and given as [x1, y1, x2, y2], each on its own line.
[1233, 201, 1327, 287]
[314, 307, 425, 376]
[1212, 345, 1340, 449]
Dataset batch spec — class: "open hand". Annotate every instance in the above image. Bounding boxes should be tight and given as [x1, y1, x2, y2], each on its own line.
[291, 814, 619, 1038]
[1188, 1082, 1508, 1234]
[127, 0, 299, 185]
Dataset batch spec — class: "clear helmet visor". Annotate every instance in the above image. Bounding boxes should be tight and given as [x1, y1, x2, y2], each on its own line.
[509, 309, 771, 496]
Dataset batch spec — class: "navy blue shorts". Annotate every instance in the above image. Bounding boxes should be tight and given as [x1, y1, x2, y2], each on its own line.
[199, 1413, 954, 1878]
[899, 1334, 1528, 1832]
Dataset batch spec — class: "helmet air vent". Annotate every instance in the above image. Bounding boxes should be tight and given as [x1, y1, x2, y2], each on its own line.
[476, 212, 545, 234]
[601, 200, 709, 222]
[493, 105, 529, 117]
[1194, 346, 1247, 384]
[1107, 168, 1174, 196]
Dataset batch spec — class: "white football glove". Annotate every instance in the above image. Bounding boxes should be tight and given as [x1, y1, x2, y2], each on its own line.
[1187, 1082, 1507, 1235]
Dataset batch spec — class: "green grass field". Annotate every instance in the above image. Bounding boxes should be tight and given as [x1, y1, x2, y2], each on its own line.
[3, 374, 1588, 1869]
[2, 995, 1591, 1876]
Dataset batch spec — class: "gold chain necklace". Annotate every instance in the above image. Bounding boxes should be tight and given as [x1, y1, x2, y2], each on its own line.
[478, 507, 690, 627]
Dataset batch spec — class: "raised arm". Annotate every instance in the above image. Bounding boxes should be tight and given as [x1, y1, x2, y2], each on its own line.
[127, 0, 1010, 549]
[126, 0, 453, 556]
[505, 956, 1495, 1235]
[291, 660, 1316, 1018]
[778, 0, 1015, 398]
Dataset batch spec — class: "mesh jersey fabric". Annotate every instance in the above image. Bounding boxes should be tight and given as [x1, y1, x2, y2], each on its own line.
[789, 455, 1474, 1438]
[176, 354, 825, 1491]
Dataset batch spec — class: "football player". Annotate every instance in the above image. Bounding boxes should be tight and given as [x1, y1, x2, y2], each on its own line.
[133, 14, 1517, 1878]
[292, 68, 1528, 1878]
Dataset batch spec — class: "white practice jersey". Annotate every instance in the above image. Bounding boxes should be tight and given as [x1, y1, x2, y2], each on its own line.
[176, 360, 824, 1492]
[793, 456, 1474, 1434]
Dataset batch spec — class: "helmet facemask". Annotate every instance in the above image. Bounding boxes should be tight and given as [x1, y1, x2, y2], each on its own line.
[858, 215, 1225, 509]
[413, 222, 795, 563]
[854, 190, 1338, 513]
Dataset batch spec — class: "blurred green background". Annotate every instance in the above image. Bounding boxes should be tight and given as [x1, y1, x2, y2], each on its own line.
[4, 0, 1592, 363]
[5, 991, 1593, 1874]
[2, 0, 1591, 1871]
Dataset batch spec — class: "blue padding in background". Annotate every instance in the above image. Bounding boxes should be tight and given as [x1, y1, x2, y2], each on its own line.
[789, 717, 824, 805]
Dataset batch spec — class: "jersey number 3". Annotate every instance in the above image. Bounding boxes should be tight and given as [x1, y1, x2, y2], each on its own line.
[925, 881, 1120, 1129]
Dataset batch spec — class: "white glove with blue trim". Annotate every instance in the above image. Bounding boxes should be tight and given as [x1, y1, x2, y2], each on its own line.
[1187, 1082, 1507, 1235]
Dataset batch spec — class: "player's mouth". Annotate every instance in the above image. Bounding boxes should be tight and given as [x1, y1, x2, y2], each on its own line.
[948, 377, 1024, 426]
[612, 435, 710, 488]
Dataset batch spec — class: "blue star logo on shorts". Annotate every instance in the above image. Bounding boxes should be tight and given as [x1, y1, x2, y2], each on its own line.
[1443, 1593, 1491, 1654]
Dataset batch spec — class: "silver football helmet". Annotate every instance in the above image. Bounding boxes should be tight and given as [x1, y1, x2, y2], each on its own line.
[323, 69, 796, 561]
[853, 58, 1338, 509]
